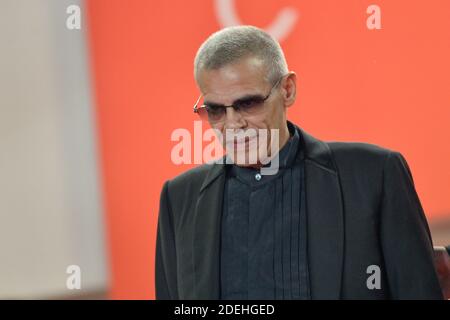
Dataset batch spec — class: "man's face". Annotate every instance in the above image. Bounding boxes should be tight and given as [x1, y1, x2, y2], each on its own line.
[197, 56, 295, 167]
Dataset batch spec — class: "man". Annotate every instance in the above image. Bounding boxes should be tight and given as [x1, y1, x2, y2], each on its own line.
[155, 26, 443, 299]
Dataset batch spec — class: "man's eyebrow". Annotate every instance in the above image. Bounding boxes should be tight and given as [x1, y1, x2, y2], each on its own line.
[204, 94, 265, 107]
[202, 100, 224, 108]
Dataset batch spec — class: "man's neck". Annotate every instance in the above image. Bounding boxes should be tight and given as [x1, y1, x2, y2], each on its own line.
[248, 123, 292, 170]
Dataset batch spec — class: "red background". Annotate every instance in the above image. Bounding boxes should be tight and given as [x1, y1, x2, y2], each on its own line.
[86, 0, 450, 299]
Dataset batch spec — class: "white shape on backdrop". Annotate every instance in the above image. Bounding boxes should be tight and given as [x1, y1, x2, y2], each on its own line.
[214, 0, 299, 42]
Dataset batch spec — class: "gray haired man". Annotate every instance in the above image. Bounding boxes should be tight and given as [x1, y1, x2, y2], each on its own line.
[155, 26, 443, 300]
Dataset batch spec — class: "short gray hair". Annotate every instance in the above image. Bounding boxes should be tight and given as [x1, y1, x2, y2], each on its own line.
[194, 25, 288, 85]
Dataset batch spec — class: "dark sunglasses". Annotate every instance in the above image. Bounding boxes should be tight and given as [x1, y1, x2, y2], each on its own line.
[193, 75, 285, 124]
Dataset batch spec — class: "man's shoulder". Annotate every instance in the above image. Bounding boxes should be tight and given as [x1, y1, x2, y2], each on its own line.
[326, 140, 396, 164]
[323, 140, 403, 179]
[297, 125, 398, 170]
[165, 163, 215, 194]
[323, 141, 403, 200]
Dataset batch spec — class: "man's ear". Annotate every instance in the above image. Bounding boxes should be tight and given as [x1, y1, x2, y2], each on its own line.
[281, 71, 297, 108]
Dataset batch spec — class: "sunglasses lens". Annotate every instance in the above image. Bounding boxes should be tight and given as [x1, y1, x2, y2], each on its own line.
[195, 107, 208, 120]
[235, 98, 265, 115]
[207, 105, 226, 123]
[196, 106, 225, 124]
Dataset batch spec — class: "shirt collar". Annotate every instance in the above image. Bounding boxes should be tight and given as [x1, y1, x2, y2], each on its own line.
[227, 121, 300, 184]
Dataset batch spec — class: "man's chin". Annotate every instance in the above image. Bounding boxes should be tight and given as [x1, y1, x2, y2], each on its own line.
[232, 161, 260, 168]
[226, 149, 267, 168]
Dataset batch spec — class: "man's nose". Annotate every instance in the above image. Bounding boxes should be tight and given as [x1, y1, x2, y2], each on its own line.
[224, 107, 245, 129]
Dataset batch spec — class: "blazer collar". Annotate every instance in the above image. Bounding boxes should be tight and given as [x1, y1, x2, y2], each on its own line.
[192, 122, 344, 299]
[199, 121, 337, 192]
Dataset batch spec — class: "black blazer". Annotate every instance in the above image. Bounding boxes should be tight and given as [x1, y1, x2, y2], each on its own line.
[155, 125, 443, 299]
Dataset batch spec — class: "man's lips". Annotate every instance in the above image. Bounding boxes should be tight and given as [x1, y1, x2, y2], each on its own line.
[225, 133, 258, 143]
[225, 136, 260, 152]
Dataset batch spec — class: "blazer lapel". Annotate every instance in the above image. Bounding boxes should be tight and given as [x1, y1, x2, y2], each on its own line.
[192, 161, 225, 299]
[299, 128, 345, 299]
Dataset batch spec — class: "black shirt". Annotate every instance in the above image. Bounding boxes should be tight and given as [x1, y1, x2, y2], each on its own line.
[220, 122, 310, 299]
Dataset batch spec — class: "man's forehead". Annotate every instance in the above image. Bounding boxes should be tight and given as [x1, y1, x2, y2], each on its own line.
[201, 82, 267, 106]
[197, 59, 270, 104]
[198, 56, 268, 83]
